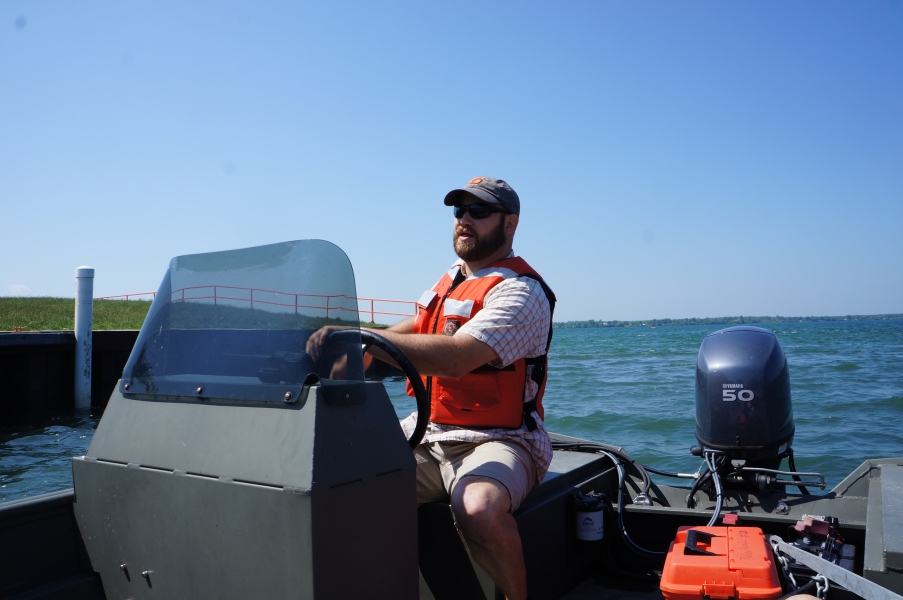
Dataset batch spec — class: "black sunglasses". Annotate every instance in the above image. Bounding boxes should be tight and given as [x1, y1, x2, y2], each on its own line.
[452, 203, 508, 219]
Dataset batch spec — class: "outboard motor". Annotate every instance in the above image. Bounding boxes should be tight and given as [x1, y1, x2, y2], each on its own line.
[691, 327, 824, 497]
[695, 326, 794, 470]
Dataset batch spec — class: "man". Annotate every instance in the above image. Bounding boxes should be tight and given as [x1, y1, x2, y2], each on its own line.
[309, 177, 554, 600]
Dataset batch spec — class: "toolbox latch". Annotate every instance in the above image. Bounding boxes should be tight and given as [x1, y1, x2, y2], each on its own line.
[702, 582, 736, 600]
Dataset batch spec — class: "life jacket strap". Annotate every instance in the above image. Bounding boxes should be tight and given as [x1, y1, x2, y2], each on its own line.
[522, 355, 547, 432]
[522, 399, 538, 432]
[524, 355, 547, 384]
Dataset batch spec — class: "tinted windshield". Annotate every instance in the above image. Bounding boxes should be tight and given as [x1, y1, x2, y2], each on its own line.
[121, 240, 364, 401]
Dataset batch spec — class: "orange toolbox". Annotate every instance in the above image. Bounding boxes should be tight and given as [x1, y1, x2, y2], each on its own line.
[660, 526, 782, 600]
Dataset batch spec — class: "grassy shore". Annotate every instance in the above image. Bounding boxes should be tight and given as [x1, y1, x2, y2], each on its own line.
[1, 297, 153, 330]
[0, 297, 390, 331]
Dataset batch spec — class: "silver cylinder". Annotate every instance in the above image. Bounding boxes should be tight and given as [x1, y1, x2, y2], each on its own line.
[74, 266, 94, 410]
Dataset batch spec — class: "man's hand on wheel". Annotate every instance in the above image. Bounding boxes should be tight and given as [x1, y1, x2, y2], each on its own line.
[305, 325, 349, 362]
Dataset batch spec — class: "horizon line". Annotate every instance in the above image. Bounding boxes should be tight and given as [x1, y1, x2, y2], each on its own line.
[554, 313, 903, 328]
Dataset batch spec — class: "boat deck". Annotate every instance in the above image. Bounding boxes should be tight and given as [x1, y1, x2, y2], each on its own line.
[562, 578, 663, 600]
[2, 445, 902, 599]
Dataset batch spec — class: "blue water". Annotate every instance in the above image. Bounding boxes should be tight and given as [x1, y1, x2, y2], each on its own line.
[0, 416, 98, 503]
[2, 320, 902, 503]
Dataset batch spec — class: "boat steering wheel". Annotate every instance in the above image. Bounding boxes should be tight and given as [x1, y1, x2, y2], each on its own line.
[318, 328, 429, 450]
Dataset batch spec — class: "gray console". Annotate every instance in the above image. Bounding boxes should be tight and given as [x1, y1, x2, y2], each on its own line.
[73, 382, 417, 599]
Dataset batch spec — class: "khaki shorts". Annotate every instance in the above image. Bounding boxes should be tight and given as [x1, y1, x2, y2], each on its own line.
[414, 440, 536, 512]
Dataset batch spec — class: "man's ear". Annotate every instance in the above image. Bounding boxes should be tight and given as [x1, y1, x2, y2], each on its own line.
[505, 214, 519, 236]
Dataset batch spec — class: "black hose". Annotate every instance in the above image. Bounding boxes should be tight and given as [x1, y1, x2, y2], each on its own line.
[704, 453, 724, 527]
[609, 454, 666, 556]
[641, 465, 686, 478]
[552, 441, 666, 556]
[551, 441, 652, 495]
[788, 448, 811, 495]
[686, 467, 711, 508]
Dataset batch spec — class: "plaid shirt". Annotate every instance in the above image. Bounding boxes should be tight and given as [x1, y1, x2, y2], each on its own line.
[400, 251, 553, 485]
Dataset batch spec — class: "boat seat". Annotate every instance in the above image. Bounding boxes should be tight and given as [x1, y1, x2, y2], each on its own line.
[418, 448, 615, 600]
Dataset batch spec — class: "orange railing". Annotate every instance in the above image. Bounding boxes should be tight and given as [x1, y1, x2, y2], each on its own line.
[357, 297, 417, 322]
[95, 292, 158, 301]
[94, 288, 416, 323]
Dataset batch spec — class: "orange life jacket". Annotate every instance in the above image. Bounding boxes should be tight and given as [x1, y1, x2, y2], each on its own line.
[404, 256, 556, 430]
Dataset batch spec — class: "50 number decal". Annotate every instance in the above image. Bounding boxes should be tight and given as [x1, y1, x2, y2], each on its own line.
[723, 389, 754, 401]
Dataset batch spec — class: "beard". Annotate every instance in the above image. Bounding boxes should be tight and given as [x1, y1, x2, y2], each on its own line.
[453, 216, 508, 262]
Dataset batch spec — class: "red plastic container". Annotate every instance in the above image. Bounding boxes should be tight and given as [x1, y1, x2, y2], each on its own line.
[660, 526, 782, 600]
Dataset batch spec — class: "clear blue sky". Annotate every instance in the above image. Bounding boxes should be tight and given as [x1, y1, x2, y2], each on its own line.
[2, 1, 901, 322]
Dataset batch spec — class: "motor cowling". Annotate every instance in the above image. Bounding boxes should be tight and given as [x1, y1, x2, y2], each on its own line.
[695, 326, 794, 468]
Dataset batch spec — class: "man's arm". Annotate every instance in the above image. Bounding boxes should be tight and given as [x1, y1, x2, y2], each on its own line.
[306, 317, 499, 379]
[363, 327, 498, 379]
[359, 317, 414, 369]
[381, 316, 415, 334]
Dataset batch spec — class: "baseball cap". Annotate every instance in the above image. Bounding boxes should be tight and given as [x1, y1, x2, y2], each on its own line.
[443, 177, 520, 216]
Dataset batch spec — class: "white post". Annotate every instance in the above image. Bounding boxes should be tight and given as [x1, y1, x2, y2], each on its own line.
[74, 266, 94, 410]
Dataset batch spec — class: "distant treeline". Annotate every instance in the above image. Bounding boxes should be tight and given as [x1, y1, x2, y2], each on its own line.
[553, 314, 903, 329]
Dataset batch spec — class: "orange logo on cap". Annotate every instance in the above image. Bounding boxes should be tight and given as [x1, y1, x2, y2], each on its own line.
[468, 177, 485, 185]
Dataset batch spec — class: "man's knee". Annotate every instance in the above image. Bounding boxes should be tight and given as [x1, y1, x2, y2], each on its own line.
[451, 476, 512, 539]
